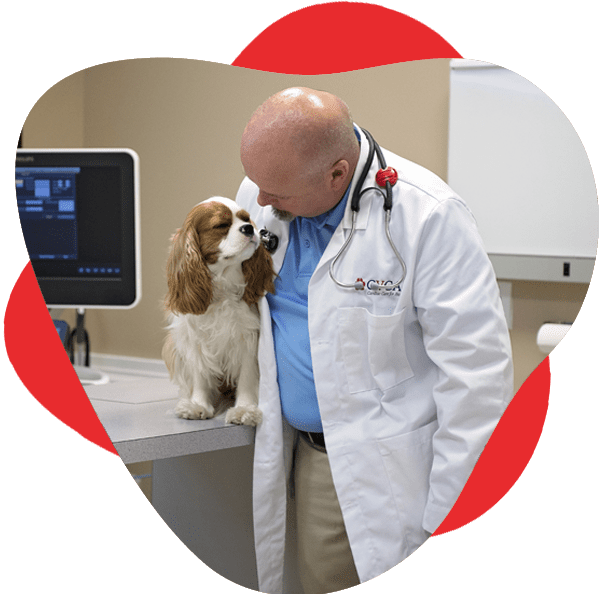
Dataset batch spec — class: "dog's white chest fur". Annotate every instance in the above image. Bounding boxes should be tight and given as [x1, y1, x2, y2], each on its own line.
[168, 292, 260, 386]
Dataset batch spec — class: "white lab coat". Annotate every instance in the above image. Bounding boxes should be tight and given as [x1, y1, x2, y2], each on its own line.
[235, 126, 513, 593]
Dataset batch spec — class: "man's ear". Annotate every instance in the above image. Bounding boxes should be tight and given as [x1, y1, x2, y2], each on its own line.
[328, 159, 350, 191]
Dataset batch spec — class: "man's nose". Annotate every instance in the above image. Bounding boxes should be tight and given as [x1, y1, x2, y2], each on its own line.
[257, 192, 277, 207]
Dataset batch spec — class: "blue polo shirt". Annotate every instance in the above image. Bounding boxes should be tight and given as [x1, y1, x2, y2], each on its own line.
[266, 186, 350, 433]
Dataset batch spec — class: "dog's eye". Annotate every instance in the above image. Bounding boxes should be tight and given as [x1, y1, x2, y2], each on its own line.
[214, 223, 230, 230]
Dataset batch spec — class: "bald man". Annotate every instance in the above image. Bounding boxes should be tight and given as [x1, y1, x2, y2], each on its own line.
[241, 87, 359, 221]
[236, 88, 513, 593]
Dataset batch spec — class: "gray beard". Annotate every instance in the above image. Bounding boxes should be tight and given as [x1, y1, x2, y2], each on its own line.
[272, 207, 296, 222]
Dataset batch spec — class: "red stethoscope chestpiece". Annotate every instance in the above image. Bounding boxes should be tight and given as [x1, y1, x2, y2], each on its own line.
[375, 166, 398, 188]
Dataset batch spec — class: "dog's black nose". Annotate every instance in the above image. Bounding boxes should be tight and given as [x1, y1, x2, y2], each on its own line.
[239, 224, 255, 238]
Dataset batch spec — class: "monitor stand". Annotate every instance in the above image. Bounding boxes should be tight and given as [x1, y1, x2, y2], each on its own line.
[71, 308, 110, 385]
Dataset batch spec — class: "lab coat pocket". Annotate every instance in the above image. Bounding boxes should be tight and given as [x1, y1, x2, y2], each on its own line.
[377, 420, 437, 553]
[339, 307, 414, 394]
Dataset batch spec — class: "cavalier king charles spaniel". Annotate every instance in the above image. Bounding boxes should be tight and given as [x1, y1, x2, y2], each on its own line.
[163, 197, 275, 426]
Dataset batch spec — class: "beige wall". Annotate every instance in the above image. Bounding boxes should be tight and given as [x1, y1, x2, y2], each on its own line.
[22, 68, 85, 147]
[21, 58, 589, 392]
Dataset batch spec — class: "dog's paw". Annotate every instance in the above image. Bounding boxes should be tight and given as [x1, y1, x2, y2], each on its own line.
[225, 405, 263, 426]
[175, 400, 214, 420]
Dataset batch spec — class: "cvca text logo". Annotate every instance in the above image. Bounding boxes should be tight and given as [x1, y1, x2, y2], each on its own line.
[355, 278, 401, 295]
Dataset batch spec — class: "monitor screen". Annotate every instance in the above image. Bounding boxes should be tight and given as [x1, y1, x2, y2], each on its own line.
[15, 148, 140, 308]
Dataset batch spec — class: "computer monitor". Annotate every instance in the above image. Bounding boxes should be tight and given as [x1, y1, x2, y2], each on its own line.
[15, 148, 140, 308]
[15, 148, 141, 384]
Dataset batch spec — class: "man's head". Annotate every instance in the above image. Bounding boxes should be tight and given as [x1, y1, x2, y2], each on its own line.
[240, 87, 360, 221]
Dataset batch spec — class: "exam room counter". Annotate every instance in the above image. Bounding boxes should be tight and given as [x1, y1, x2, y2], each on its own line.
[84, 375, 288, 592]
[85, 376, 256, 464]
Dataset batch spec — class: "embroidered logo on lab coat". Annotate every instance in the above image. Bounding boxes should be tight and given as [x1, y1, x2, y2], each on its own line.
[355, 278, 401, 295]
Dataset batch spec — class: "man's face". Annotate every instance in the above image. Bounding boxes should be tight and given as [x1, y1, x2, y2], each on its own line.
[253, 181, 329, 222]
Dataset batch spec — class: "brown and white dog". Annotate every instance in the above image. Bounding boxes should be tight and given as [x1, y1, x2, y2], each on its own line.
[163, 197, 275, 426]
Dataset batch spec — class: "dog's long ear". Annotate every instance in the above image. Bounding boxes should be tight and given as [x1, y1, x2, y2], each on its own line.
[165, 225, 212, 315]
[242, 243, 276, 306]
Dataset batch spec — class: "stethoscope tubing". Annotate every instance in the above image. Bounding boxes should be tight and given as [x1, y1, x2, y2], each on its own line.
[329, 130, 406, 292]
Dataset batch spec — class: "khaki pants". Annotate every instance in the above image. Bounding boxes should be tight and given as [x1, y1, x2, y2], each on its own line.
[294, 434, 361, 593]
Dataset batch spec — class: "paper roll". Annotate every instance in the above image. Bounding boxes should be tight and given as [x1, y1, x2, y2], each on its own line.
[536, 323, 571, 354]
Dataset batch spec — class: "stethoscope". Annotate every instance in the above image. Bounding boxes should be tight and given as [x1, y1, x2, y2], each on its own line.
[260, 129, 407, 292]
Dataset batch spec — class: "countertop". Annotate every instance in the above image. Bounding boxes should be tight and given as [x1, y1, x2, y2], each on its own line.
[86, 375, 255, 464]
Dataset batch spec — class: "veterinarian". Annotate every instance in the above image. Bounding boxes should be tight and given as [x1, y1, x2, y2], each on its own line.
[236, 87, 513, 593]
